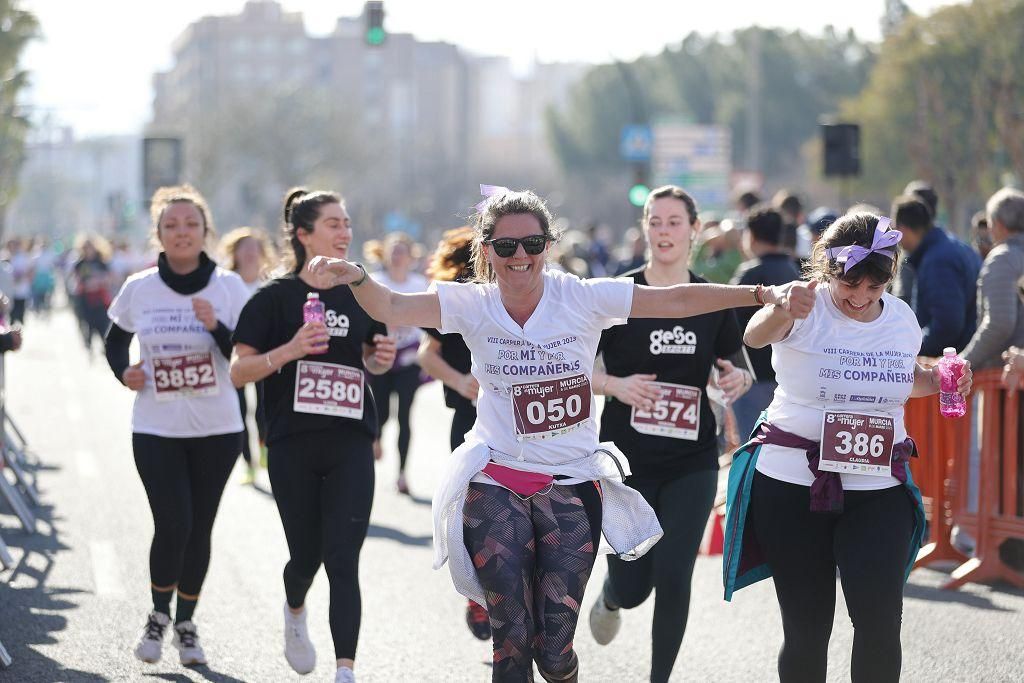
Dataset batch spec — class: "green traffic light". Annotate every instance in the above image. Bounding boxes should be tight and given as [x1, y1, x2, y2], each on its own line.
[366, 27, 385, 46]
[628, 184, 649, 207]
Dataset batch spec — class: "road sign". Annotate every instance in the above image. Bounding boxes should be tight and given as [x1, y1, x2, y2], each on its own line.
[651, 122, 731, 212]
[620, 125, 653, 162]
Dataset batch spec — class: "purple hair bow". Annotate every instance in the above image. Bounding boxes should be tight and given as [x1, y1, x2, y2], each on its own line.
[825, 217, 902, 273]
[475, 184, 510, 212]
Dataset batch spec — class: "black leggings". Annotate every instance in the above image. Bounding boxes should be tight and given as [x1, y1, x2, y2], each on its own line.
[450, 404, 477, 452]
[236, 385, 267, 466]
[464, 481, 603, 682]
[370, 365, 420, 472]
[604, 467, 718, 683]
[751, 472, 915, 683]
[268, 429, 375, 660]
[132, 432, 240, 597]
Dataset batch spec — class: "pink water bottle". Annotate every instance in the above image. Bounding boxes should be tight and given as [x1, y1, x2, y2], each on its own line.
[938, 347, 966, 418]
[303, 292, 327, 354]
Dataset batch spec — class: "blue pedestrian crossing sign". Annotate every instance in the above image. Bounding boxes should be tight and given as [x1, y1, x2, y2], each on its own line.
[620, 125, 653, 162]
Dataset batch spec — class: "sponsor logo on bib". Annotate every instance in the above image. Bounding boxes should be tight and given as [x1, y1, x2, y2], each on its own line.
[649, 326, 697, 355]
[325, 309, 350, 337]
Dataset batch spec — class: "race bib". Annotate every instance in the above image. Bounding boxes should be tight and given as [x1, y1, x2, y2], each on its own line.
[152, 352, 219, 401]
[293, 361, 364, 419]
[630, 382, 701, 440]
[510, 374, 591, 440]
[819, 410, 895, 477]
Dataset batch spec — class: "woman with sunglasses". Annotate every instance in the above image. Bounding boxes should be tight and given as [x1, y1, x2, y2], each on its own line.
[588, 185, 752, 683]
[309, 187, 812, 682]
[724, 213, 973, 682]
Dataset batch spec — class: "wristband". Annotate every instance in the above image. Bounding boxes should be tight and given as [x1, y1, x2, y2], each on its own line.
[351, 263, 368, 287]
[753, 284, 766, 306]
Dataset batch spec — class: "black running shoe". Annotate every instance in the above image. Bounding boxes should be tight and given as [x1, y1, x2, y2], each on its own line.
[465, 600, 491, 641]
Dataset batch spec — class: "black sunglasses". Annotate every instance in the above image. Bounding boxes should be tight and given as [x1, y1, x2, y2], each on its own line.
[485, 234, 550, 258]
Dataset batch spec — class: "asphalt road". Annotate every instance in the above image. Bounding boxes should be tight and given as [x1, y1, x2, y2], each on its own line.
[1, 308, 1022, 682]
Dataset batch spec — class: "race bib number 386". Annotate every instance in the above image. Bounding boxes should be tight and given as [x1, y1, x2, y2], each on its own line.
[630, 382, 701, 440]
[819, 410, 895, 477]
[153, 352, 219, 401]
[511, 374, 591, 440]
[293, 361, 364, 419]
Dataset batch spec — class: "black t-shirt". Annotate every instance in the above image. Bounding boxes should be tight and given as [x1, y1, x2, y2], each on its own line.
[232, 274, 386, 444]
[597, 269, 743, 479]
[730, 253, 801, 383]
[423, 327, 474, 412]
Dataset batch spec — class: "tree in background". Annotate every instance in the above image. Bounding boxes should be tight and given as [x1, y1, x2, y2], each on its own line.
[843, 0, 1024, 233]
[546, 27, 874, 227]
[0, 0, 38, 240]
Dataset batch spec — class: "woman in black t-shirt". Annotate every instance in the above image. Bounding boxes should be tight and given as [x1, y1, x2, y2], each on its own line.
[589, 186, 753, 683]
[230, 188, 395, 683]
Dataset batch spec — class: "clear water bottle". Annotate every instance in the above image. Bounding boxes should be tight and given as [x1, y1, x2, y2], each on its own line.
[303, 292, 327, 355]
[938, 347, 966, 418]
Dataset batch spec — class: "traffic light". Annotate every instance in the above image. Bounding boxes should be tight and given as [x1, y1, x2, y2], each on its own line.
[365, 1, 385, 46]
[628, 165, 650, 207]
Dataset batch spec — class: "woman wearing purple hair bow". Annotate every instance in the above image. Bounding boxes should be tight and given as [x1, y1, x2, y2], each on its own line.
[723, 212, 973, 682]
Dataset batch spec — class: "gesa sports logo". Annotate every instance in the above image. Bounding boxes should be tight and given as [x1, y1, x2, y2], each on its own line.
[325, 309, 350, 337]
[649, 326, 697, 355]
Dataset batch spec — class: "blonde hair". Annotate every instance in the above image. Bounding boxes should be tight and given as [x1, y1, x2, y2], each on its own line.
[363, 231, 421, 266]
[426, 226, 475, 283]
[218, 227, 275, 275]
[148, 184, 215, 250]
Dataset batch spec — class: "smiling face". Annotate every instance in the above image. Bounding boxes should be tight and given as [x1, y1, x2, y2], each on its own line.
[645, 196, 697, 267]
[828, 276, 887, 322]
[158, 201, 206, 264]
[484, 213, 548, 294]
[297, 202, 352, 262]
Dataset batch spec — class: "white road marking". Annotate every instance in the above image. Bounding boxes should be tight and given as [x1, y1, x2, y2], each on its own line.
[89, 541, 124, 597]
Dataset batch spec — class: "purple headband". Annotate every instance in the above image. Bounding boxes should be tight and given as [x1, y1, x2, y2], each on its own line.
[475, 184, 511, 212]
[825, 217, 902, 274]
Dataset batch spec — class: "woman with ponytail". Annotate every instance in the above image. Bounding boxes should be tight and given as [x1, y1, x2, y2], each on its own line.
[230, 188, 396, 683]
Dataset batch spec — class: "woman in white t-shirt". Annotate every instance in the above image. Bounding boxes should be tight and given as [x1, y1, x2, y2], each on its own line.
[309, 187, 807, 682]
[723, 212, 973, 683]
[105, 185, 251, 668]
[365, 232, 429, 494]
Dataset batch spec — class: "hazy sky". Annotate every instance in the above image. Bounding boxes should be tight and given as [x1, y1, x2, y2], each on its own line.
[22, 0, 961, 137]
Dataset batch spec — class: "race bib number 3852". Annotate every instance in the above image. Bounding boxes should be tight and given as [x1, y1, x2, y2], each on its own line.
[511, 374, 591, 440]
[630, 382, 701, 440]
[819, 410, 895, 477]
[152, 352, 219, 401]
[293, 361, 364, 419]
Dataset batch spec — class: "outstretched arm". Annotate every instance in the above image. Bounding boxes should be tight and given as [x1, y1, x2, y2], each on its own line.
[308, 257, 441, 329]
[631, 280, 815, 323]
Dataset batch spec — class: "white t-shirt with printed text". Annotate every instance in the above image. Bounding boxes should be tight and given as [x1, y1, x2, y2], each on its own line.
[435, 269, 634, 464]
[108, 266, 251, 438]
[755, 287, 923, 490]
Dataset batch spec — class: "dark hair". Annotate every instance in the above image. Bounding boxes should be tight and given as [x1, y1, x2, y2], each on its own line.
[282, 187, 343, 274]
[804, 212, 900, 286]
[891, 195, 933, 233]
[903, 180, 938, 217]
[642, 185, 698, 226]
[471, 189, 559, 283]
[772, 189, 803, 221]
[735, 190, 762, 212]
[746, 204, 784, 245]
[971, 210, 988, 231]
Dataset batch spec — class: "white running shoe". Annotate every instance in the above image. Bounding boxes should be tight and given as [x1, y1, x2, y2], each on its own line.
[172, 620, 208, 666]
[283, 603, 316, 674]
[133, 611, 170, 663]
[588, 594, 621, 646]
[335, 666, 356, 683]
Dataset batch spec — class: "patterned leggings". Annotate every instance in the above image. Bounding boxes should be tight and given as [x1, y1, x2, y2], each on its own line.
[464, 481, 603, 682]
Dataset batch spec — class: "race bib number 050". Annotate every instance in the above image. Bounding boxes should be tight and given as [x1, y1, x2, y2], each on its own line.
[511, 374, 591, 440]
[293, 361, 364, 419]
[630, 382, 701, 440]
[819, 410, 895, 477]
[153, 352, 219, 401]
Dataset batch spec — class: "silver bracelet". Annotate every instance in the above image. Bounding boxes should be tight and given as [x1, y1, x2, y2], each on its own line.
[265, 351, 274, 370]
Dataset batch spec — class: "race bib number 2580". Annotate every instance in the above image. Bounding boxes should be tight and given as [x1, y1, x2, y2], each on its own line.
[293, 361, 364, 419]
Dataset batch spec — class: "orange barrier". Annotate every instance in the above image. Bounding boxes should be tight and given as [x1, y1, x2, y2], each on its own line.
[944, 370, 1024, 589]
[906, 391, 971, 570]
